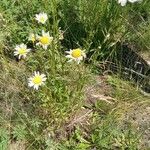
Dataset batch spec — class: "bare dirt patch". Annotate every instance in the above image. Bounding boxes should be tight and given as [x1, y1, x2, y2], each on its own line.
[66, 75, 116, 131]
[122, 103, 150, 148]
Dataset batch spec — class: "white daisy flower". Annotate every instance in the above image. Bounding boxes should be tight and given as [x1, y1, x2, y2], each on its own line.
[28, 33, 36, 43]
[35, 12, 48, 24]
[58, 28, 64, 40]
[118, 0, 127, 6]
[14, 43, 31, 59]
[36, 30, 53, 50]
[65, 48, 86, 64]
[28, 71, 47, 90]
[128, 0, 141, 3]
[118, 0, 141, 6]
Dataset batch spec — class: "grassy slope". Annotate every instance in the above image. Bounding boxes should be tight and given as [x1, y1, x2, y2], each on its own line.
[0, 0, 150, 149]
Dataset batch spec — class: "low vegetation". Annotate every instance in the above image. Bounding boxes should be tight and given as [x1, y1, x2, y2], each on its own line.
[0, 0, 149, 149]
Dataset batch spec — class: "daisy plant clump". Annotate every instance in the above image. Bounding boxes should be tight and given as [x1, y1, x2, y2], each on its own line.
[36, 30, 53, 50]
[66, 48, 86, 64]
[35, 12, 48, 24]
[14, 43, 31, 59]
[28, 71, 47, 90]
[118, 0, 142, 6]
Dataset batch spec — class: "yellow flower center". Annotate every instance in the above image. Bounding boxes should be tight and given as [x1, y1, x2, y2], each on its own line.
[18, 48, 26, 55]
[40, 17, 45, 23]
[71, 49, 82, 58]
[40, 36, 49, 45]
[33, 76, 42, 84]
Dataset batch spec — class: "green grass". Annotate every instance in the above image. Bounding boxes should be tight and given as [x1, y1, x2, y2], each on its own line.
[0, 0, 150, 149]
